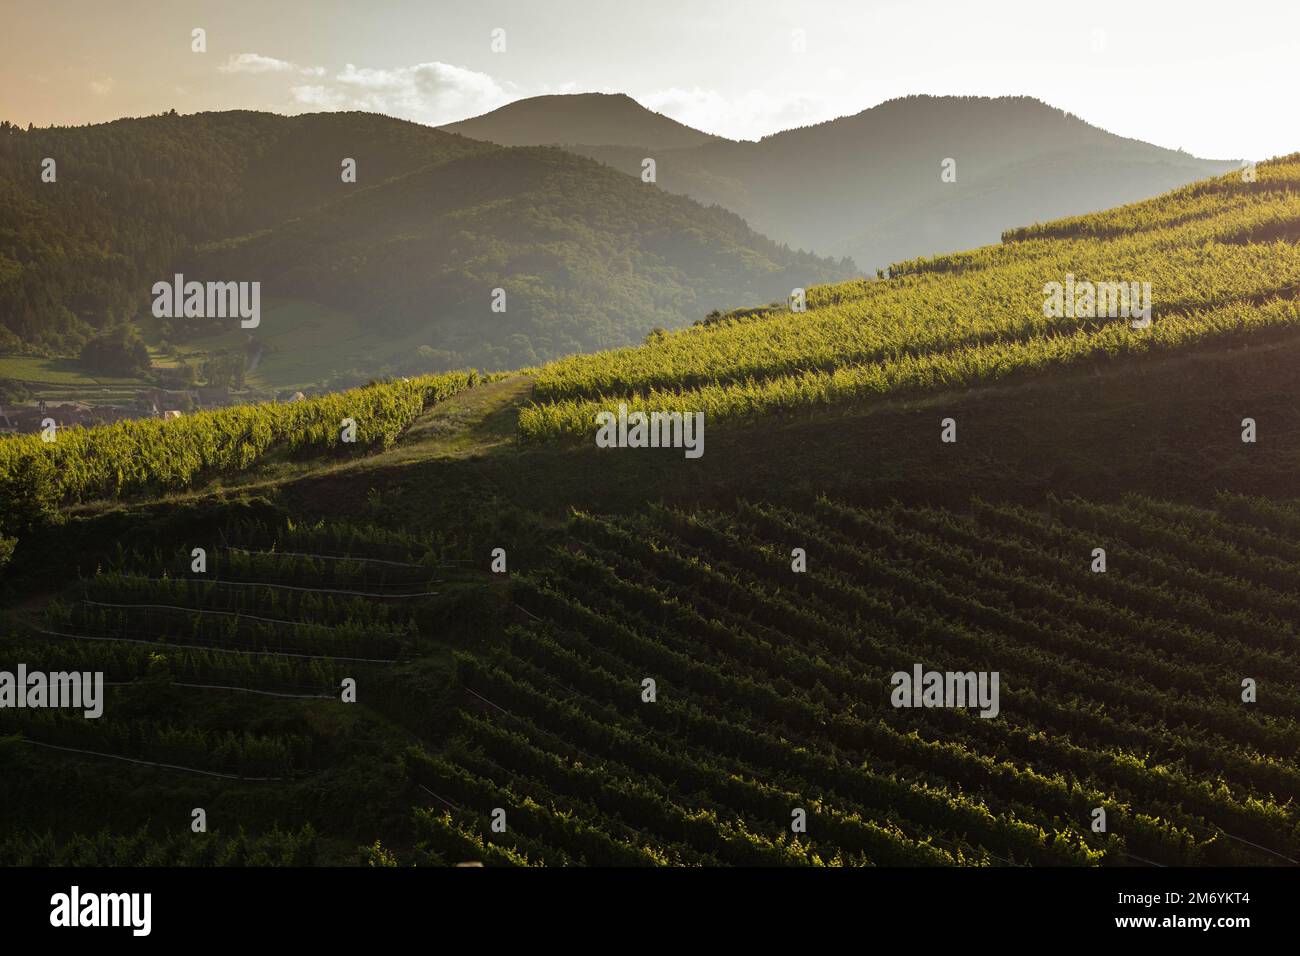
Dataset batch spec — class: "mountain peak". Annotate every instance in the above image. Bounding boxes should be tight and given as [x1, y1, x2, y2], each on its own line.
[439, 92, 720, 149]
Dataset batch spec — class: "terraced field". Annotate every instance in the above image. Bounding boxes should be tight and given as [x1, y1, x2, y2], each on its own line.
[413, 495, 1300, 866]
[9, 491, 1296, 866]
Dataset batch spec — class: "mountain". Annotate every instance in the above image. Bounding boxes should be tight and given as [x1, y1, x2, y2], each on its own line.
[0, 111, 491, 351]
[440, 92, 721, 149]
[0, 110, 848, 384]
[550, 95, 1240, 269]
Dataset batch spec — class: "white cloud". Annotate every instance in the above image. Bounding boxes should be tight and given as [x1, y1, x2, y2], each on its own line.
[287, 85, 348, 110]
[89, 76, 114, 96]
[220, 53, 325, 77]
[282, 66, 839, 140]
[289, 61, 514, 125]
[218, 54, 846, 141]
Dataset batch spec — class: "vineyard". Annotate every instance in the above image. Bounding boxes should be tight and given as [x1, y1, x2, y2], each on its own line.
[4, 154, 1300, 870]
[0, 517, 467, 864]
[397, 495, 1300, 866]
[0, 370, 481, 522]
[519, 156, 1300, 441]
[7, 491, 1299, 866]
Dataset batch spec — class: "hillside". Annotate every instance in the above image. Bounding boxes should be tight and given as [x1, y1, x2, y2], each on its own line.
[440, 92, 721, 149]
[189, 145, 853, 374]
[4, 157, 1300, 869]
[566, 95, 1239, 268]
[0, 110, 847, 384]
[519, 154, 1300, 439]
[0, 111, 491, 351]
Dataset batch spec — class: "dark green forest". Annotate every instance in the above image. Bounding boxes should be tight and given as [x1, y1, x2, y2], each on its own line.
[0, 111, 488, 350]
[0, 110, 852, 373]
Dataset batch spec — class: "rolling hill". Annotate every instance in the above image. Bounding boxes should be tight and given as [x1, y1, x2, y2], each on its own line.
[519, 155, 1300, 439]
[187, 143, 852, 375]
[0, 111, 492, 351]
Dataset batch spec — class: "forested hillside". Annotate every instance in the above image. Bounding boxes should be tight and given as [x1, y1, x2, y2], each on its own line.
[0, 110, 850, 375]
[0, 111, 490, 351]
[190, 146, 851, 372]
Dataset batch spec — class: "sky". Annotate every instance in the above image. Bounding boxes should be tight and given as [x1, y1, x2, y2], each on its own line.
[2, 0, 1297, 159]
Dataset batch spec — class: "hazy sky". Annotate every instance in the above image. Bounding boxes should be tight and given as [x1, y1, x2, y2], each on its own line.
[3, 0, 1297, 159]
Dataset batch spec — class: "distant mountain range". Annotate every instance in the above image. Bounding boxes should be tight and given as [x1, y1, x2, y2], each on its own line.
[189, 133, 848, 373]
[447, 93, 1238, 270]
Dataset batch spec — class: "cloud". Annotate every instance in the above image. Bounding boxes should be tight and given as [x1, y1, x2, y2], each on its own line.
[218, 54, 840, 140]
[289, 61, 514, 125]
[220, 53, 325, 77]
[89, 76, 114, 96]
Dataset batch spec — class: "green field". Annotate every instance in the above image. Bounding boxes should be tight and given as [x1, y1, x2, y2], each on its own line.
[169, 298, 439, 393]
[0, 356, 146, 388]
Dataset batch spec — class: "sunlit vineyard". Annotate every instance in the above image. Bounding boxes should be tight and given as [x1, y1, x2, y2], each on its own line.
[519, 156, 1300, 441]
[0, 370, 480, 516]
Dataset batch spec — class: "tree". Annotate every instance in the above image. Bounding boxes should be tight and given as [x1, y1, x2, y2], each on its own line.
[201, 350, 245, 389]
[0, 452, 60, 537]
[77, 324, 150, 377]
[0, 378, 29, 403]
